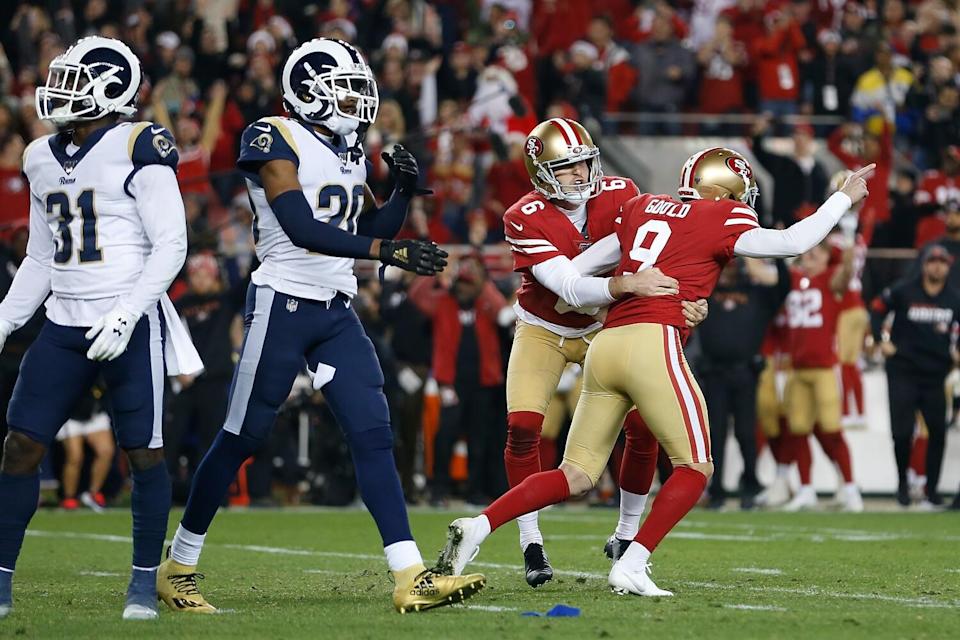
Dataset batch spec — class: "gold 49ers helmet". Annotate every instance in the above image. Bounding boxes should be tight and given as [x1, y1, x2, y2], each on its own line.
[677, 147, 759, 208]
[523, 118, 603, 203]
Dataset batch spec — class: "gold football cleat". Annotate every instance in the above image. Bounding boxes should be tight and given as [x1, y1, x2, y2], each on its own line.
[392, 564, 485, 614]
[156, 556, 217, 614]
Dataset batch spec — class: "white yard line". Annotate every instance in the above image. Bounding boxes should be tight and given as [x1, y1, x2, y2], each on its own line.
[466, 605, 520, 613]
[27, 530, 960, 610]
[723, 604, 787, 612]
[732, 567, 784, 576]
[78, 570, 122, 577]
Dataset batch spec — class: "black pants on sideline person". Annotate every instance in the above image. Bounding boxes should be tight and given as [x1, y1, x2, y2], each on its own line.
[886, 365, 948, 502]
[700, 361, 761, 507]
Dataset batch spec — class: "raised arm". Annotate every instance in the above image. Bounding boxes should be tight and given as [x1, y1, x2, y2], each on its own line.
[734, 165, 873, 258]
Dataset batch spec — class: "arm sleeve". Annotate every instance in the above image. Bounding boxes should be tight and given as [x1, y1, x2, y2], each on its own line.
[733, 192, 852, 258]
[0, 191, 52, 328]
[356, 189, 412, 239]
[271, 190, 375, 258]
[531, 256, 615, 308]
[569, 232, 622, 275]
[121, 165, 188, 317]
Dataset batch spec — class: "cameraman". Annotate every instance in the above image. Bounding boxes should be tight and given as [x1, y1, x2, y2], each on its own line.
[871, 244, 960, 507]
[697, 257, 789, 510]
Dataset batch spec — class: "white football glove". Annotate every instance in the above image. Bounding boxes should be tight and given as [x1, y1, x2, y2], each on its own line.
[0, 318, 14, 354]
[85, 306, 139, 361]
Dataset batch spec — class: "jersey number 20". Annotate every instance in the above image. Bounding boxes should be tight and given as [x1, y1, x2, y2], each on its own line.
[47, 190, 102, 264]
[317, 184, 365, 233]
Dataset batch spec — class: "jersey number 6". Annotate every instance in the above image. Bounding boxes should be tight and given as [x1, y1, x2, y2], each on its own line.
[47, 189, 102, 264]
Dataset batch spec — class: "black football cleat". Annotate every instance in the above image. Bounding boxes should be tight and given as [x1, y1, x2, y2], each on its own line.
[603, 534, 631, 562]
[523, 543, 554, 588]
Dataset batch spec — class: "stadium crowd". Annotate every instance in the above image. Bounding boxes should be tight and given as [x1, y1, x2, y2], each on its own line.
[0, 0, 959, 509]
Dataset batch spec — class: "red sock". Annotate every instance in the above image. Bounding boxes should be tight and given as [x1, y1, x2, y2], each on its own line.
[634, 467, 707, 552]
[482, 468, 570, 531]
[785, 433, 812, 484]
[538, 437, 557, 471]
[843, 363, 864, 416]
[816, 431, 853, 483]
[910, 435, 928, 476]
[504, 411, 544, 487]
[620, 411, 658, 494]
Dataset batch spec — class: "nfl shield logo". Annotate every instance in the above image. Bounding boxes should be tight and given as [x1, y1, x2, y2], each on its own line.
[286, 298, 298, 313]
[63, 160, 76, 175]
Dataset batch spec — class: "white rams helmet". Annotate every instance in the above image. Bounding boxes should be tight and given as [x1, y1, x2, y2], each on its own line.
[36, 36, 142, 125]
[281, 38, 379, 135]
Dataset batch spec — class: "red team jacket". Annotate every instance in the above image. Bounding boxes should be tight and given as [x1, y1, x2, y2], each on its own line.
[505, 176, 641, 330]
[784, 266, 843, 369]
[605, 193, 760, 337]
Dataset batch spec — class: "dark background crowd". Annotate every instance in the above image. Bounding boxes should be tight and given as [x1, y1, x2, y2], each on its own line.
[1, 0, 959, 508]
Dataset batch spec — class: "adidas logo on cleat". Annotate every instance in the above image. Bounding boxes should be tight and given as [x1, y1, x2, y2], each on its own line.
[410, 575, 440, 597]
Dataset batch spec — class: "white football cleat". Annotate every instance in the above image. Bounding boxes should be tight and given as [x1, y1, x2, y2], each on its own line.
[122, 603, 158, 620]
[756, 474, 791, 508]
[608, 561, 673, 597]
[80, 491, 105, 513]
[436, 517, 486, 576]
[782, 485, 817, 512]
[840, 484, 864, 512]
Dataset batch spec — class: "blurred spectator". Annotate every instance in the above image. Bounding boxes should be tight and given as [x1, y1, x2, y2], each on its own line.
[152, 46, 201, 120]
[697, 15, 747, 130]
[55, 388, 113, 512]
[563, 40, 606, 128]
[753, 6, 806, 124]
[751, 117, 828, 227]
[167, 254, 246, 501]
[806, 30, 862, 125]
[437, 41, 478, 105]
[916, 200, 960, 290]
[484, 134, 533, 222]
[409, 256, 509, 506]
[884, 169, 922, 249]
[633, 15, 695, 134]
[850, 43, 914, 134]
[586, 15, 636, 114]
[828, 120, 893, 229]
[0, 132, 28, 233]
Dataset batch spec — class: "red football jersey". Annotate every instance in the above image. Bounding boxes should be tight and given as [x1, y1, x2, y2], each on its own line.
[784, 266, 843, 368]
[505, 176, 641, 329]
[914, 170, 960, 207]
[605, 193, 759, 334]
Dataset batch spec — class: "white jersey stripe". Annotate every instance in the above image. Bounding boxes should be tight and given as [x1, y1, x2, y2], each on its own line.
[724, 219, 760, 227]
[147, 305, 165, 448]
[511, 245, 559, 255]
[666, 326, 707, 462]
[730, 206, 758, 219]
[505, 236, 556, 246]
[224, 286, 275, 435]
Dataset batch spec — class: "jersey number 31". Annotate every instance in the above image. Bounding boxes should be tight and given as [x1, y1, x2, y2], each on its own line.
[47, 190, 102, 264]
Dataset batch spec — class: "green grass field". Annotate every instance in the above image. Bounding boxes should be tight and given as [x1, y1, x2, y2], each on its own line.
[2, 505, 959, 639]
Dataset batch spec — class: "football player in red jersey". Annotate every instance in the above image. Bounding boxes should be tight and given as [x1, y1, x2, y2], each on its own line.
[500, 117, 708, 586]
[436, 148, 873, 597]
[780, 241, 863, 512]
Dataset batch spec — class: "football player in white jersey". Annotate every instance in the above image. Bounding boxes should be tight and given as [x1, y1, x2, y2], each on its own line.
[158, 38, 484, 615]
[0, 36, 200, 620]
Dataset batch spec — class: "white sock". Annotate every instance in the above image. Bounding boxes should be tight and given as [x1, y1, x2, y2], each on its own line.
[619, 542, 652, 571]
[775, 464, 790, 479]
[170, 524, 206, 566]
[384, 540, 424, 573]
[131, 565, 158, 572]
[517, 511, 542, 551]
[614, 489, 648, 540]
[476, 514, 492, 539]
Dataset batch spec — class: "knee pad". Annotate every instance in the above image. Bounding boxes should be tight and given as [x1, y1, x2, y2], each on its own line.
[506, 411, 544, 452]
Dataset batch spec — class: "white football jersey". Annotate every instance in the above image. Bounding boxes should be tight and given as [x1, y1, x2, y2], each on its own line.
[238, 116, 367, 301]
[22, 121, 178, 324]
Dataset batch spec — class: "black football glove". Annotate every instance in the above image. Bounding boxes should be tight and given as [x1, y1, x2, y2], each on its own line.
[382, 144, 432, 197]
[379, 238, 448, 275]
